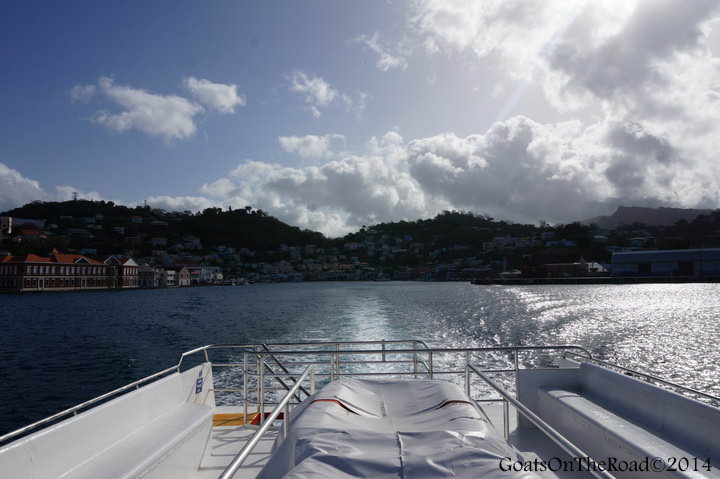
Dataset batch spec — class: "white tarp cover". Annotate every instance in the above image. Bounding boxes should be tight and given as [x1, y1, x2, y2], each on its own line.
[257, 379, 541, 478]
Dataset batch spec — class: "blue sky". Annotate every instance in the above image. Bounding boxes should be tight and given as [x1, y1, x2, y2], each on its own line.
[3, 1, 720, 236]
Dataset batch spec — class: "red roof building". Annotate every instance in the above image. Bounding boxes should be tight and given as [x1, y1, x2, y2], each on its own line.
[0, 249, 110, 292]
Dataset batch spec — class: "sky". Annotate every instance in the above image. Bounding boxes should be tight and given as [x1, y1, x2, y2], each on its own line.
[2, 0, 720, 237]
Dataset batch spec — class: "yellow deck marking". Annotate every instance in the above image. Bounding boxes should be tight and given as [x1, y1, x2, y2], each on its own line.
[212, 413, 258, 427]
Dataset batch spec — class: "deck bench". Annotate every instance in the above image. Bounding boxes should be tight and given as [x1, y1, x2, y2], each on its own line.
[519, 362, 720, 478]
[539, 387, 719, 478]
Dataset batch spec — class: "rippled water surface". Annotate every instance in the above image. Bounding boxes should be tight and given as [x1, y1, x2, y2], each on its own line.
[2, 282, 719, 434]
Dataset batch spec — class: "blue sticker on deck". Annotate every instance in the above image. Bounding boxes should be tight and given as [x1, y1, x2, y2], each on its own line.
[195, 373, 204, 394]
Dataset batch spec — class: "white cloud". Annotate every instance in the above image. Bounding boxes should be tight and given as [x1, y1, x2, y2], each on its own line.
[200, 178, 237, 199]
[0, 167, 107, 213]
[0, 163, 46, 212]
[69, 84, 96, 103]
[184, 76, 246, 114]
[354, 32, 408, 71]
[89, 77, 203, 141]
[400, 0, 720, 216]
[354, 91, 369, 120]
[410, 0, 720, 117]
[143, 195, 216, 212]
[54, 186, 105, 202]
[287, 70, 355, 118]
[278, 134, 345, 159]
[72, 76, 249, 141]
[288, 70, 340, 106]
[307, 105, 322, 119]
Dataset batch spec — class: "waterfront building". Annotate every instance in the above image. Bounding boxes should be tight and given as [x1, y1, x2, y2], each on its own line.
[161, 269, 177, 288]
[612, 248, 720, 276]
[138, 264, 163, 288]
[103, 255, 140, 288]
[176, 267, 191, 287]
[0, 250, 109, 292]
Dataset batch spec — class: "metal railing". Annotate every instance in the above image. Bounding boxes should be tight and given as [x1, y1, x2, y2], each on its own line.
[203, 341, 610, 479]
[219, 365, 315, 479]
[197, 341, 592, 427]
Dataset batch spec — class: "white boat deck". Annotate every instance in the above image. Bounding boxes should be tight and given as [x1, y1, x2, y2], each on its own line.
[2, 340, 719, 478]
[197, 427, 277, 478]
[192, 405, 276, 479]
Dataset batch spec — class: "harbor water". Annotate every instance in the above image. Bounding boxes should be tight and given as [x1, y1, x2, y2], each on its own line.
[2, 281, 719, 434]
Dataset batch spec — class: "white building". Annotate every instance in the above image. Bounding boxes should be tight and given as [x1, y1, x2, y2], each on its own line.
[162, 269, 177, 287]
[200, 266, 223, 284]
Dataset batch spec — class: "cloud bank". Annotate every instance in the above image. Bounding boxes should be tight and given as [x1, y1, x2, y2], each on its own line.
[144, 115, 715, 237]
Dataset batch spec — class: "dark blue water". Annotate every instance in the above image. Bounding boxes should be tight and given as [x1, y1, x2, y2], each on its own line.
[2, 282, 719, 435]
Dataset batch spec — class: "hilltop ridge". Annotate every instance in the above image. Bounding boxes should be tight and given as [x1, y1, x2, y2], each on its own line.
[583, 206, 713, 229]
[3, 200, 720, 281]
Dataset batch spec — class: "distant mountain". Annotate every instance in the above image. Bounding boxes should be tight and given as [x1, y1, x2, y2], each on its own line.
[582, 206, 714, 229]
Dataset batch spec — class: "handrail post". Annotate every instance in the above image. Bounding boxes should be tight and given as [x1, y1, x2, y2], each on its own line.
[465, 365, 470, 397]
[413, 341, 418, 378]
[243, 351, 248, 420]
[310, 368, 315, 395]
[464, 351, 470, 396]
[335, 343, 340, 379]
[503, 399, 510, 439]
[283, 403, 289, 437]
[429, 350, 434, 379]
[258, 355, 264, 425]
[381, 339, 386, 362]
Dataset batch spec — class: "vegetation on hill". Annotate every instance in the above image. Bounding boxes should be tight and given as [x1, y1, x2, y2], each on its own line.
[1, 200, 326, 257]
